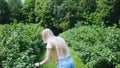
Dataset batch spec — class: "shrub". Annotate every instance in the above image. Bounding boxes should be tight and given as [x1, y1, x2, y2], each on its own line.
[0, 23, 44, 68]
[60, 26, 120, 68]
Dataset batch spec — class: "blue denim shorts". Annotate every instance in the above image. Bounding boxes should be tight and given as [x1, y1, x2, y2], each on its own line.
[57, 56, 74, 68]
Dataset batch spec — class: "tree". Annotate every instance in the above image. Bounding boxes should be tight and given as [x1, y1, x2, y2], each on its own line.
[0, 0, 10, 24]
[34, 0, 98, 35]
[103, 0, 120, 27]
[79, 0, 117, 27]
[34, 0, 64, 35]
[7, 0, 22, 22]
[21, 0, 36, 23]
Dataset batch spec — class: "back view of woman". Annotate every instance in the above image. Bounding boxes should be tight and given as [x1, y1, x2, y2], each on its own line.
[35, 29, 74, 68]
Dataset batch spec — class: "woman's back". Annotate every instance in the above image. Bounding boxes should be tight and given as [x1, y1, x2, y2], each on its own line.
[53, 37, 68, 59]
[55, 37, 74, 68]
[35, 29, 74, 68]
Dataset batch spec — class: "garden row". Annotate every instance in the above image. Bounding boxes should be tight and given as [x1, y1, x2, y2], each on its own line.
[1, 23, 120, 68]
[60, 26, 120, 68]
[0, 23, 43, 68]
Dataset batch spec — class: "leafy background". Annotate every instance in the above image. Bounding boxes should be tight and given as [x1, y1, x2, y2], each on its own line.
[0, 0, 120, 68]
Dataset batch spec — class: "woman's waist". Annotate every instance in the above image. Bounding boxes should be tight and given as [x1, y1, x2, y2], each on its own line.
[57, 55, 73, 63]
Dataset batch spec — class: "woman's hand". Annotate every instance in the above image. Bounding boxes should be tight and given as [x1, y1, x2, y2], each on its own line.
[35, 62, 40, 67]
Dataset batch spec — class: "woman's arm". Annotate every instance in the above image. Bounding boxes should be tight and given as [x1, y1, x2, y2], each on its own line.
[35, 48, 51, 67]
[40, 48, 51, 65]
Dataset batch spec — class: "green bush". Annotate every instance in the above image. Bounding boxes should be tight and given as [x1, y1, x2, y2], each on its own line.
[60, 26, 120, 68]
[0, 23, 44, 68]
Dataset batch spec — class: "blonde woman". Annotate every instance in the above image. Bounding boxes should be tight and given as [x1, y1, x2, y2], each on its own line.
[35, 29, 74, 68]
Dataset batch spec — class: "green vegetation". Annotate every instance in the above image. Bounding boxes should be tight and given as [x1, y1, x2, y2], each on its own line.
[21, 0, 36, 23]
[70, 48, 87, 68]
[0, 0, 120, 68]
[0, 23, 44, 68]
[1, 0, 120, 34]
[60, 26, 120, 68]
[0, 0, 11, 24]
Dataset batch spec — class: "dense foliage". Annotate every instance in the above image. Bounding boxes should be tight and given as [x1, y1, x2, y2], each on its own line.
[0, 23, 44, 68]
[7, 0, 22, 22]
[0, 0, 120, 34]
[1, 0, 120, 68]
[60, 26, 120, 68]
[21, 0, 36, 23]
[0, 0, 10, 24]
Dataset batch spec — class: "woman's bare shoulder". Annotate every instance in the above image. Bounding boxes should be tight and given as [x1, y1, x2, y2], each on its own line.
[56, 36, 66, 42]
[56, 36, 64, 40]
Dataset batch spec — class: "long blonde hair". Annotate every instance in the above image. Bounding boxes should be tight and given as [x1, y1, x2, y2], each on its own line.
[41, 29, 67, 63]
